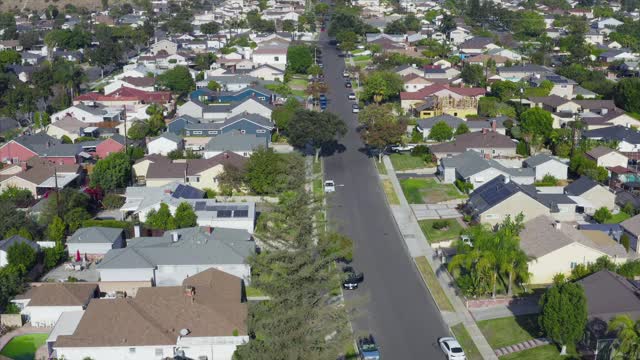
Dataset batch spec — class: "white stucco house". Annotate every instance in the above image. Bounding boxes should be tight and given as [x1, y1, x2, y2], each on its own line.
[586, 146, 629, 169]
[66, 227, 125, 260]
[97, 226, 255, 286]
[146, 132, 183, 156]
[523, 154, 569, 181]
[11, 283, 97, 327]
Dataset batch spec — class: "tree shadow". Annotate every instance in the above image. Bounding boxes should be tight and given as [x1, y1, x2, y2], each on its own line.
[321, 141, 347, 157]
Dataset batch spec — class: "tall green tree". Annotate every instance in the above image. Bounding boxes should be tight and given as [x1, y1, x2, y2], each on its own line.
[428, 121, 454, 142]
[609, 315, 640, 359]
[146, 203, 176, 230]
[359, 105, 407, 162]
[538, 276, 588, 355]
[614, 78, 640, 113]
[7, 242, 36, 272]
[90, 152, 132, 190]
[287, 45, 313, 74]
[157, 66, 195, 96]
[245, 149, 305, 195]
[174, 202, 198, 228]
[362, 71, 403, 103]
[48, 216, 66, 243]
[287, 110, 347, 162]
[461, 64, 485, 87]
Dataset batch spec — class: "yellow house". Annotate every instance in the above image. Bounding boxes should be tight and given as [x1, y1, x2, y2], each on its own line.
[134, 152, 247, 191]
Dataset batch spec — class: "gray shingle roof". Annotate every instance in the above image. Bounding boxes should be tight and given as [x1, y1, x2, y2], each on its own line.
[67, 227, 124, 244]
[441, 150, 533, 179]
[583, 126, 640, 144]
[417, 114, 464, 129]
[579, 270, 640, 320]
[621, 213, 640, 237]
[205, 133, 268, 152]
[0, 235, 39, 252]
[564, 176, 599, 196]
[523, 154, 562, 168]
[97, 227, 254, 269]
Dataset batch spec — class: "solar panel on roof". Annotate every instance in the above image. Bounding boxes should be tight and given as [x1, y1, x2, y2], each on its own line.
[218, 210, 232, 218]
[173, 184, 203, 199]
[195, 201, 206, 211]
[233, 210, 249, 218]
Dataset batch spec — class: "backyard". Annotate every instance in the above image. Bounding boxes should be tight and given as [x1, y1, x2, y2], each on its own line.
[400, 178, 466, 204]
[0, 334, 48, 360]
[418, 219, 463, 243]
[389, 153, 428, 171]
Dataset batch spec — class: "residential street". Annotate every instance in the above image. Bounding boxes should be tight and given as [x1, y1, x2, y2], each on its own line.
[319, 37, 450, 358]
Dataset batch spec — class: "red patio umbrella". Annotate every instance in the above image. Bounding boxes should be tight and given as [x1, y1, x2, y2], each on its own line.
[76, 249, 81, 262]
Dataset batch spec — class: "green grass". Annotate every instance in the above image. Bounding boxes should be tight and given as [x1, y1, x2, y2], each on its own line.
[0, 334, 48, 360]
[313, 178, 323, 197]
[477, 315, 543, 349]
[500, 344, 580, 360]
[400, 178, 466, 204]
[389, 153, 427, 171]
[344, 342, 358, 359]
[313, 160, 322, 175]
[353, 55, 371, 62]
[291, 89, 306, 97]
[288, 78, 308, 88]
[451, 324, 483, 360]
[418, 219, 463, 243]
[382, 180, 400, 205]
[606, 211, 631, 224]
[414, 257, 454, 312]
[374, 160, 387, 175]
[246, 286, 266, 297]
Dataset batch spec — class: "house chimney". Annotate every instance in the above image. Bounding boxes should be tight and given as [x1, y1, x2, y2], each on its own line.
[492, 119, 497, 132]
[602, 108, 608, 115]
[503, 176, 510, 184]
[134, 225, 141, 238]
[553, 221, 562, 230]
[164, 189, 173, 194]
[184, 286, 195, 303]
[171, 232, 179, 242]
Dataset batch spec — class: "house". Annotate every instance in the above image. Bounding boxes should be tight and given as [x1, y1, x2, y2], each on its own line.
[458, 37, 497, 56]
[466, 54, 509, 67]
[486, 47, 523, 61]
[248, 64, 285, 81]
[585, 28, 605, 45]
[11, 283, 98, 327]
[78, 135, 126, 160]
[0, 235, 39, 267]
[120, 182, 255, 231]
[439, 150, 535, 189]
[146, 132, 183, 156]
[400, 84, 486, 118]
[251, 45, 288, 67]
[449, 26, 473, 45]
[586, 146, 629, 169]
[417, 115, 508, 139]
[183, 113, 274, 139]
[199, 75, 260, 92]
[150, 39, 178, 55]
[464, 176, 551, 226]
[0, 133, 60, 164]
[191, 86, 276, 104]
[520, 216, 627, 284]
[0, 159, 82, 197]
[53, 269, 248, 360]
[66, 227, 125, 260]
[429, 130, 517, 159]
[74, 87, 172, 108]
[51, 104, 123, 124]
[177, 98, 273, 121]
[45, 116, 87, 142]
[522, 154, 569, 181]
[103, 76, 156, 95]
[596, 17, 624, 29]
[583, 126, 640, 159]
[403, 73, 433, 92]
[620, 214, 640, 252]
[97, 226, 255, 285]
[564, 176, 616, 213]
[203, 133, 268, 158]
[497, 65, 553, 82]
[422, 67, 461, 80]
[529, 74, 577, 99]
[143, 152, 247, 191]
[599, 49, 637, 63]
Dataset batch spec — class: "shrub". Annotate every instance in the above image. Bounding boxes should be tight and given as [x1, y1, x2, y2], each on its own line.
[535, 174, 558, 187]
[4, 303, 20, 314]
[102, 194, 125, 209]
[455, 179, 473, 194]
[203, 188, 218, 198]
[432, 220, 450, 230]
[411, 145, 430, 157]
[622, 234, 631, 253]
[593, 207, 612, 223]
[81, 219, 131, 229]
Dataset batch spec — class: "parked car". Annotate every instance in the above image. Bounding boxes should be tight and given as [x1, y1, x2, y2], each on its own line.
[345, 81, 352, 88]
[343, 71, 350, 78]
[352, 104, 360, 113]
[438, 337, 466, 360]
[390, 144, 417, 152]
[348, 92, 356, 100]
[342, 266, 364, 290]
[358, 335, 380, 360]
[324, 180, 335, 193]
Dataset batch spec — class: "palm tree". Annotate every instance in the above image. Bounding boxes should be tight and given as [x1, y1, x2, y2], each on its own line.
[609, 315, 640, 359]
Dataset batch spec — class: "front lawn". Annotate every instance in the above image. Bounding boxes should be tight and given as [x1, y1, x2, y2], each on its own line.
[353, 55, 371, 62]
[500, 344, 580, 360]
[418, 219, 463, 243]
[477, 315, 543, 349]
[400, 178, 466, 204]
[606, 211, 631, 224]
[389, 153, 427, 171]
[451, 324, 483, 360]
[288, 78, 308, 88]
[0, 334, 48, 360]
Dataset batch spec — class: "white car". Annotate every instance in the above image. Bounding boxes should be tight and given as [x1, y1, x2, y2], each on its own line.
[439, 337, 466, 360]
[348, 93, 356, 100]
[352, 104, 360, 113]
[324, 180, 336, 193]
[390, 144, 417, 152]
[343, 71, 350, 78]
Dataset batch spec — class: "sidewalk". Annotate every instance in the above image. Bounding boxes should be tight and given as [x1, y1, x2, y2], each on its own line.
[382, 156, 498, 360]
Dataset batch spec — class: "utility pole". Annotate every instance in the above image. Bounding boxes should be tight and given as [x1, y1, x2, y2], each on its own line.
[54, 165, 60, 218]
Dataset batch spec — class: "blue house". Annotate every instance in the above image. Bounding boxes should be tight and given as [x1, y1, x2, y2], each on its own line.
[189, 86, 275, 104]
[167, 115, 200, 135]
[183, 113, 274, 139]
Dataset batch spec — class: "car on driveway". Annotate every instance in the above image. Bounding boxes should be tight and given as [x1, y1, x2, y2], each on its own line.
[348, 92, 356, 100]
[358, 335, 380, 359]
[438, 337, 466, 360]
[342, 266, 364, 290]
[390, 144, 417, 152]
[352, 104, 360, 113]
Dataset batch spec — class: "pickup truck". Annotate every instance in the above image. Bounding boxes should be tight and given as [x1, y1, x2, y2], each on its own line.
[358, 336, 381, 360]
[390, 144, 417, 152]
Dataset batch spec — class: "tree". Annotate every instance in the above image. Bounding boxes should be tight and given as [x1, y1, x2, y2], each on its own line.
[287, 110, 347, 162]
[61, 135, 73, 144]
[7, 242, 36, 272]
[217, 163, 246, 196]
[282, 20, 296, 33]
[513, 11, 545, 38]
[287, 45, 313, 74]
[614, 78, 640, 113]
[440, 14, 456, 34]
[519, 107, 553, 137]
[194, 53, 216, 71]
[336, 30, 358, 52]
[200, 21, 221, 35]
[0, 50, 20, 70]
[359, 105, 407, 162]
[461, 64, 485, 86]
[146, 203, 176, 230]
[271, 98, 301, 133]
[48, 216, 66, 242]
[174, 202, 198, 229]
[538, 278, 588, 354]
[90, 152, 131, 190]
[64, 207, 91, 233]
[245, 149, 305, 195]
[157, 66, 195, 95]
[428, 121, 454, 142]
[593, 207, 612, 223]
[622, 234, 631, 253]
[0, 187, 33, 208]
[455, 123, 470, 136]
[362, 71, 403, 103]
[609, 315, 640, 359]
[207, 80, 221, 91]
[357, 103, 394, 128]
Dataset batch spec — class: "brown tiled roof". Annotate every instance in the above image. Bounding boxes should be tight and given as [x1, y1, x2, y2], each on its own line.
[13, 159, 80, 185]
[121, 76, 156, 87]
[15, 283, 97, 306]
[586, 146, 615, 159]
[55, 268, 247, 347]
[146, 151, 247, 179]
[528, 95, 571, 108]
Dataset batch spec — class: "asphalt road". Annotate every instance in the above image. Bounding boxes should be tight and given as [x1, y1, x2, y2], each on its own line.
[319, 37, 450, 358]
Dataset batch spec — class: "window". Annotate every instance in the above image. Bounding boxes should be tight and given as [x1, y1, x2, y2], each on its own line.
[570, 262, 577, 269]
[193, 131, 203, 135]
[256, 129, 266, 134]
[492, 149, 496, 154]
[155, 348, 163, 356]
[274, 56, 280, 62]
[129, 348, 136, 354]
[208, 131, 216, 134]
[258, 96, 266, 100]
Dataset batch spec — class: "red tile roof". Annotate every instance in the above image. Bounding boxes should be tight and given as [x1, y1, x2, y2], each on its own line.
[75, 87, 171, 104]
